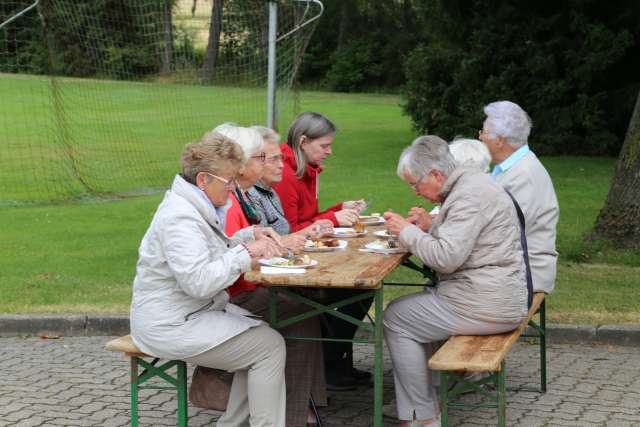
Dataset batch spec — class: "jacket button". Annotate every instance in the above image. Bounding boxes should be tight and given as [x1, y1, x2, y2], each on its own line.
[227, 244, 230, 248]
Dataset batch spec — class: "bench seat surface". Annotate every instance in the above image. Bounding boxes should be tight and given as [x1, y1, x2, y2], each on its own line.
[428, 292, 544, 372]
[105, 335, 149, 358]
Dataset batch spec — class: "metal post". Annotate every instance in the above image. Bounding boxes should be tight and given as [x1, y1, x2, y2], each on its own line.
[177, 361, 188, 427]
[540, 299, 547, 392]
[266, 1, 278, 129]
[131, 357, 139, 427]
[497, 362, 506, 427]
[373, 284, 384, 427]
[440, 372, 449, 427]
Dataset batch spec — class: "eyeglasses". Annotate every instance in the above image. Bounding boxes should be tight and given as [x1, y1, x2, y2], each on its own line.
[478, 129, 497, 139]
[408, 175, 426, 191]
[203, 172, 235, 189]
[251, 152, 266, 163]
[265, 154, 283, 164]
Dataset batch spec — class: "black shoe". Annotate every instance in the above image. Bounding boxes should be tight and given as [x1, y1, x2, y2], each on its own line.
[325, 369, 357, 391]
[351, 367, 372, 386]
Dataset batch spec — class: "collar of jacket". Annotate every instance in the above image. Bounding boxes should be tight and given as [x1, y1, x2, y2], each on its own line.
[253, 180, 273, 194]
[170, 174, 231, 231]
[281, 143, 323, 180]
[439, 166, 478, 200]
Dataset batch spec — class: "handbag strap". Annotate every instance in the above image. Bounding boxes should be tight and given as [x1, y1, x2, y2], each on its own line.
[505, 190, 533, 309]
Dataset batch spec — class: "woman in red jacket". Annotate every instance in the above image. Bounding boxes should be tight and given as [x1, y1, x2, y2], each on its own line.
[273, 112, 373, 391]
[272, 112, 364, 231]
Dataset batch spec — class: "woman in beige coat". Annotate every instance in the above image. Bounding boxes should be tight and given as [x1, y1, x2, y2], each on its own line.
[383, 136, 528, 427]
[130, 132, 287, 427]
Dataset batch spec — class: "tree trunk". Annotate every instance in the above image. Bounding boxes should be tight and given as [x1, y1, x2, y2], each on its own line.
[337, 2, 350, 50]
[202, 0, 223, 82]
[591, 91, 640, 247]
[161, 0, 174, 75]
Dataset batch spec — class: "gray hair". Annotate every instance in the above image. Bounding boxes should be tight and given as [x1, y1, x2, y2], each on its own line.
[251, 125, 281, 144]
[397, 135, 457, 180]
[449, 138, 491, 172]
[212, 123, 264, 164]
[181, 132, 244, 184]
[483, 101, 532, 148]
[286, 112, 336, 178]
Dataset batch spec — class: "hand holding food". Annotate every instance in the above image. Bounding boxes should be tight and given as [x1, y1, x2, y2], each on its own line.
[335, 208, 359, 226]
[253, 226, 283, 246]
[343, 199, 366, 212]
[281, 233, 307, 253]
[383, 211, 412, 236]
[407, 206, 432, 231]
[245, 239, 283, 266]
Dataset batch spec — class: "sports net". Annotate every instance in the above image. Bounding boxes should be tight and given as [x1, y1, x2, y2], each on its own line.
[0, 0, 319, 203]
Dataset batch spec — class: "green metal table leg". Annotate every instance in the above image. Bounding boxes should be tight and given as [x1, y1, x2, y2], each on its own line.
[131, 357, 139, 427]
[373, 285, 384, 427]
[177, 361, 188, 427]
[540, 299, 547, 393]
[439, 372, 449, 427]
[497, 362, 506, 427]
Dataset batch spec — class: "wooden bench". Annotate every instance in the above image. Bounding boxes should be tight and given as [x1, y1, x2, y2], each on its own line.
[105, 335, 188, 427]
[428, 292, 546, 427]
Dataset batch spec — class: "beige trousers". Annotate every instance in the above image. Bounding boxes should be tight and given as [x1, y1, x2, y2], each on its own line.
[184, 324, 286, 427]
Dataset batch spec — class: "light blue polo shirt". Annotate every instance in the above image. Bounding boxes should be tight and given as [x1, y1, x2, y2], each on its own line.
[491, 145, 530, 177]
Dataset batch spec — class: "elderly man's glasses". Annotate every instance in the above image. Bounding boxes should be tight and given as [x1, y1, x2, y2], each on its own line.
[265, 154, 283, 164]
[203, 172, 235, 189]
[251, 152, 267, 163]
[408, 175, 426, 191]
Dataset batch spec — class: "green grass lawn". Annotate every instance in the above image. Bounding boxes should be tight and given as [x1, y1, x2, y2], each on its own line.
[1, 74, 638, 323]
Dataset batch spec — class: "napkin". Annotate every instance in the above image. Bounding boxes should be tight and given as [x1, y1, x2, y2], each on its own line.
[260, 266, 307, 275]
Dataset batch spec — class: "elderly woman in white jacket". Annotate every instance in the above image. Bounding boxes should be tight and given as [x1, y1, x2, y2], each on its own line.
[382, 136, 528, 427]
[130, 132, 287, 427]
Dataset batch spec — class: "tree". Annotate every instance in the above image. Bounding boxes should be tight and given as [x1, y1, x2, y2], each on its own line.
[202, 0, 223, 81]
[161, 0, 174, 75]
[591, 91, 640, 247]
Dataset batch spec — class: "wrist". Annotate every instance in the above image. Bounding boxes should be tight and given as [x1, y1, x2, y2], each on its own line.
[241, 243, 255, 258]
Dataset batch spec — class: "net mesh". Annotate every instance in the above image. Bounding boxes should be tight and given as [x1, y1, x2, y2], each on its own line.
[0, 0, 319, 203]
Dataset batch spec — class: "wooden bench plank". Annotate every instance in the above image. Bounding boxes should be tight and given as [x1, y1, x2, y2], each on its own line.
[428, 292, 545, 372]
[105, 335, 149, 358]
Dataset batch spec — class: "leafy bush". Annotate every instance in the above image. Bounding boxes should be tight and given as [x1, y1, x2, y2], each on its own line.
[402, 0, 640, 156]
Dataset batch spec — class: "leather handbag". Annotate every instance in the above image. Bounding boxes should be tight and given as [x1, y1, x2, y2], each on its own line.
[189, 366, 234, 411]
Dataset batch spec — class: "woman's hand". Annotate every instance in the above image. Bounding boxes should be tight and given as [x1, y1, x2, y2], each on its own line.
[384, 211, 413, 236]
[343, 199, 366, 212]
[302, 219, 334, 239]
[244, 238, 283, 261]
[253, 226, 283, 246]
[335, 208, 359, 226]
[407, 206, 432, 231]
[281, 233, 307, 254]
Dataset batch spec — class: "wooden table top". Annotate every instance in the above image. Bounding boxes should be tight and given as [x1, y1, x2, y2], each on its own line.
[244, 225, 410, 289]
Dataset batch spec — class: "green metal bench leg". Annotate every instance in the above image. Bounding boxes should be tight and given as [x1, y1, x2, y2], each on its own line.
[497, 362, 506, 427]
[540, 299, 547, 393]
[373, 286, 384, 427]
[439, 371, 450, 426]
[177, 361, 188, 427]
[131, 357, 139, 427]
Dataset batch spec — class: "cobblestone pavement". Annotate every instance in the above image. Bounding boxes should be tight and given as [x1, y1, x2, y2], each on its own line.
[1, 336, 639, 427]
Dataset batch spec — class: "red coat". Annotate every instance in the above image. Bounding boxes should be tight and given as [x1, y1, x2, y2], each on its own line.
[272, 144, 342, 232]
[225, 192, 259, 297]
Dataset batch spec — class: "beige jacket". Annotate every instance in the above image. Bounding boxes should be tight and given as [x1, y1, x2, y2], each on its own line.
[495, 150, 559, 293]
[399, 167, 528, 323]
[130, 175, 260, 360]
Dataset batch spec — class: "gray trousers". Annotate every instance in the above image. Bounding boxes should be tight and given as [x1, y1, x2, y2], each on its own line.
[383, 289, 521, 421]
[184, 324, 286, 427]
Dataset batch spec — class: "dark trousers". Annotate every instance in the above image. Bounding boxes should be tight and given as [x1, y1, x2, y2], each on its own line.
[322, 289, 374, 366]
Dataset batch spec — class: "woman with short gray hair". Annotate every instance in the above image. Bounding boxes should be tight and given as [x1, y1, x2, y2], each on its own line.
[383, 135, 528, 427]
[131, 132, 287, 427]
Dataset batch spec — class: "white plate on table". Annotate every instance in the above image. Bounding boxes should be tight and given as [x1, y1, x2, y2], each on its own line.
[258, 257, 318, 269]
[373, 230, 395, 239]
[330, 227, 367, 238]
[303, 239, 348, 252]
[358, 215, 385, 226]
[361, 240, 407, 254]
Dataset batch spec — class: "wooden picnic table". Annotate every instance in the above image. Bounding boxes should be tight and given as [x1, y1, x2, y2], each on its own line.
[245, 224, 411, 427]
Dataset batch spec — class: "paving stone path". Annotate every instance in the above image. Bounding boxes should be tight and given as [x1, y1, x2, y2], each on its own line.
[1, 336, 639, 426]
